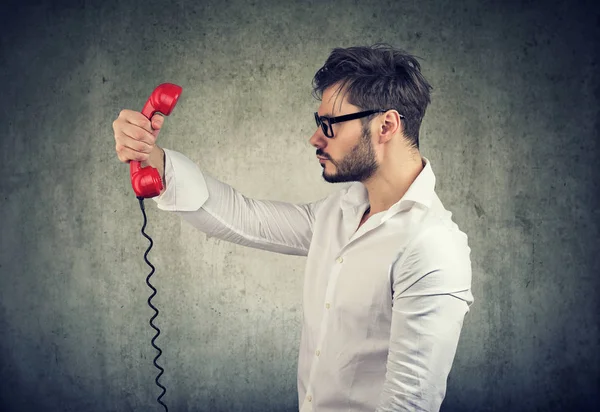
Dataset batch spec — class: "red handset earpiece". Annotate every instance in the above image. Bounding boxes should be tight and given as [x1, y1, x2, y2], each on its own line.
[130, 83, 183, 198]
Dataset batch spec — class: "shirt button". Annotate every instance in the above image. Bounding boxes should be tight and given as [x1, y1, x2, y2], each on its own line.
[325, 303, 330, 309]
[337, 256, 343, 263]
[307, 395, 312, 402]
[315, 349, 320, 356]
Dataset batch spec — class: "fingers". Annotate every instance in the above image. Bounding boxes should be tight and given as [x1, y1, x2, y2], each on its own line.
[115, 144, 150, 163]
[121, 121, 156, 146]
[117, 109, 153, 133]
[114, 135, 153, 163]
[113, 110, 159, 163]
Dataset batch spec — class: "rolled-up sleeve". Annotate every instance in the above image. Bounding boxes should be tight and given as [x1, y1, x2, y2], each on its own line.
[152, 148, 327, 256]
[376, 225, 474, 412]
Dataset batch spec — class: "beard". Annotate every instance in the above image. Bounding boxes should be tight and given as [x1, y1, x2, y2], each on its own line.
[321, 124, 379, 184]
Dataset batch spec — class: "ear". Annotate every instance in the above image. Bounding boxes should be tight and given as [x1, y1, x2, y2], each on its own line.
[379, 110, 402, 142]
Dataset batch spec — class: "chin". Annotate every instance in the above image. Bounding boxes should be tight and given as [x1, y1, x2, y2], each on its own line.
[322, 172, 349, 184]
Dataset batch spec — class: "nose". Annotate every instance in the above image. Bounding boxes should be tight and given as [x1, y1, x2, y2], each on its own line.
[309, 126, 327, 150]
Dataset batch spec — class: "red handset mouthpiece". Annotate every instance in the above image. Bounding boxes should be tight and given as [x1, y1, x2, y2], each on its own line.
[130, 83, 183, 198]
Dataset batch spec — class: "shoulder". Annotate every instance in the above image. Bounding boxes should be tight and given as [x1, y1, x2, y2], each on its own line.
[392, 221, 472, 297]
[410, 223, 471, 265]
[411, 192, 471, 262]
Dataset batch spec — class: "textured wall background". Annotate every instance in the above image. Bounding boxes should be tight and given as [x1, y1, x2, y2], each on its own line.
[1, 0, 598, 411]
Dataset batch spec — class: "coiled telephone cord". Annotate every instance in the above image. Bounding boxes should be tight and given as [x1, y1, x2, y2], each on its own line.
[138, 197, 168, 412]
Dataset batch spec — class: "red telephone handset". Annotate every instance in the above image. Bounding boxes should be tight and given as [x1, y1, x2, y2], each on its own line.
[130, 83, 183, 198]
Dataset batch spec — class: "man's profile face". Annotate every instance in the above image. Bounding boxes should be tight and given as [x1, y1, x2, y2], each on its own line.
[310, 85, 379, 184]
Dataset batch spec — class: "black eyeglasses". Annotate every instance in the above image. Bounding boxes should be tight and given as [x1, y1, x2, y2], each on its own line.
[314, 109, 403, 138]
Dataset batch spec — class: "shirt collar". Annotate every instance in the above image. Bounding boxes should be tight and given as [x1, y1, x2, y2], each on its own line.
[340, 156, 436, 213]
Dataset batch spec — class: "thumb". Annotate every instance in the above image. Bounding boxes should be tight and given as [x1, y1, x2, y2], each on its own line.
[151, 113, 164, 137]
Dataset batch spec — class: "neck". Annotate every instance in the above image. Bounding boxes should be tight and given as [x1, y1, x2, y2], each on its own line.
[362, 151, 424, 215]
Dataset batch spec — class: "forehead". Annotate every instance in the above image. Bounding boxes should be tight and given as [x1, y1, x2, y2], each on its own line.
[318, 84, 359, 116]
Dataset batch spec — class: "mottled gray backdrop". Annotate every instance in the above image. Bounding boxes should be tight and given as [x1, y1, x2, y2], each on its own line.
[0, 0, 598, 411]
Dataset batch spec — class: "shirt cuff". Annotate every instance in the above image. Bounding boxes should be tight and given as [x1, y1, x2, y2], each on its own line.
[151, 148, 209, 211]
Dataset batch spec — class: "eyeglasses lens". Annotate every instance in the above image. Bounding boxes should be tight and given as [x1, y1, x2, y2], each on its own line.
[315, 113, 332, 137]
[322, 118, 331, 137]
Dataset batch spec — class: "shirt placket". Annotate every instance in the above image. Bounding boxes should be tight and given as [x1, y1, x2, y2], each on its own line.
[301, 253, 346, 410]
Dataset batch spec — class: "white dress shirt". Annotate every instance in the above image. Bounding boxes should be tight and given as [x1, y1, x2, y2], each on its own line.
[152, 148, 474, 412]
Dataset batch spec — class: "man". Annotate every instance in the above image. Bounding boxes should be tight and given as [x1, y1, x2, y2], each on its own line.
[113, 44, 474, 411]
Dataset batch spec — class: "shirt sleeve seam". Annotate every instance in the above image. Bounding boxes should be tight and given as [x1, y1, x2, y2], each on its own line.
[390, 224, 446, 279]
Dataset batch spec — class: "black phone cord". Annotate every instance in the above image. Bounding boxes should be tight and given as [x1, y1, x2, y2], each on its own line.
[138, 196, 169, 412]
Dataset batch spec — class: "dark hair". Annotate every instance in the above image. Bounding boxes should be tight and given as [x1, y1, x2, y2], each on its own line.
[312, 43, 432, 149]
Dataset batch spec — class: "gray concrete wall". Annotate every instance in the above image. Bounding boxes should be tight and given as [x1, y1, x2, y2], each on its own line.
[1, 0, 598, 411]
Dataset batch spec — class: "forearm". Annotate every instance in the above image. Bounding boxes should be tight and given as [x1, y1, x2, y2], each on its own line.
[152, 148, 321, 256]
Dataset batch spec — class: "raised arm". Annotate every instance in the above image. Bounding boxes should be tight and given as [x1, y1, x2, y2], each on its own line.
[113, 109, 327, 256]
[153, 148, 328, 256]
